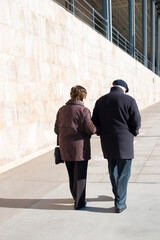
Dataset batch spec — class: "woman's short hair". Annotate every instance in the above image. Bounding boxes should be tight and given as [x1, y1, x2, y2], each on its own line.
[70, 85, 87, 101]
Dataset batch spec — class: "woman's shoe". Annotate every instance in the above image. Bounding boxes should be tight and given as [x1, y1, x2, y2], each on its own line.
[74, 201, 87, 210]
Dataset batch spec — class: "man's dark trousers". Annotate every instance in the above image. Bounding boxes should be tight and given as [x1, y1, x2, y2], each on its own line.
[108, 159, 132, 209]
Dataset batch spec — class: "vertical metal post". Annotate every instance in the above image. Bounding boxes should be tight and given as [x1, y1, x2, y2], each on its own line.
[157, 15, 160, 75]
[117, 32, 119, 46]
[128, 0, 135, 58]
[125, 39, 127, 52]
[102, 0, 108, 38]
[108, 0, 112, 42]
[71, 0, 75, 14]
[92, 8, 95, 30]
[151, 0, 155, 72]
[142, 0, 147, 66]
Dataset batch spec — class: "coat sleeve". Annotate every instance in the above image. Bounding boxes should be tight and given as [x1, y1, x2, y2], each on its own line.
[128, 99, 141, 136]
[54, 109, 61, 135]
[54, 113, 59, 135]
[83, 110, 97, 135]
[91, 101, 100, 135]
[91, 101, 100, 126]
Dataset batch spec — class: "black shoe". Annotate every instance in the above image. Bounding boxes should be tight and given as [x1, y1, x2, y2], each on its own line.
[115, 205, 127, 213]
[74, 201, 87, 210]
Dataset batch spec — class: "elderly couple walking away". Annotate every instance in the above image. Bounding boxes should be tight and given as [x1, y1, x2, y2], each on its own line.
[54, 80, 141, 213]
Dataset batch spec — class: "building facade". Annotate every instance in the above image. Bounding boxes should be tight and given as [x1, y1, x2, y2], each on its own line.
[0, 0, 160, 173]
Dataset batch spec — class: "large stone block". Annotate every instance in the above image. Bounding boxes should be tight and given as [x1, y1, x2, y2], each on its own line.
[0, 102, 17, 128]
[37, 15, 47, 40]
[0, 0, 12, 26]
[36, 0, 56, 23]
[1, 0, 160, 174]
[0, 24, 25, 56]
[0, 83, 5, 103]
[36, 61, 52, 82]
[24, 35, 39, 60]
[39, 39, 51, 62]
[16, 57, 36, 82]
[0, 54, 17, 82]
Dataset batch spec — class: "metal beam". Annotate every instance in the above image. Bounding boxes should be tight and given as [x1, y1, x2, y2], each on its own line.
[71, 0, 75, 14]
[102, 0, 112, 41]
[128, 0, 135, 57]
[142, 0, 147, 66]
[157, 15, 160, 75]
[102, 0, 108, 38]
[151, 0, 155, 72]
[108, 0, 112, 42]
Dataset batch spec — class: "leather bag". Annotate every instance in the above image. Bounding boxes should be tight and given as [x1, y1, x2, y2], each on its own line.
[54, 135, 64, 165]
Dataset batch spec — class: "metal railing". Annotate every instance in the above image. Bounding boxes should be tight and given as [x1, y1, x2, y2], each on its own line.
[54, 0, 108, 36]
[135, 48, 144, 64]
[53, 0, 159, 76]
[112, 26, 131, 54]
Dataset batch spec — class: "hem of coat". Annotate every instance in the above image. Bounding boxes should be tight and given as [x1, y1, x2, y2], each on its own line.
[62, 159, 91, 161]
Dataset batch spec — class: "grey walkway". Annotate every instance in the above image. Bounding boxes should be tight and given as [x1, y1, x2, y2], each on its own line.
[0, 102, 160, 240]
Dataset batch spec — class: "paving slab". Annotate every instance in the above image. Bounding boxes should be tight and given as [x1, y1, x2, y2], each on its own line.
[0, 102, 160, 239]
[0, 183, 160, 240]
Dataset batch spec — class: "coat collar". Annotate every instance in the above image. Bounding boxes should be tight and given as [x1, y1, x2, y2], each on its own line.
[66, 99, 84, 106]
[110, 86, 124, 94]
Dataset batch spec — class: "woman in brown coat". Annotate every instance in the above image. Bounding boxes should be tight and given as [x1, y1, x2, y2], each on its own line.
[54, 85, 96, 210]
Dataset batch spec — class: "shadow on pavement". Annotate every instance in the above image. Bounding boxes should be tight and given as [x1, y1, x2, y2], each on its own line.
[0, 195, 114, 212]
[82, 206, 115, 213]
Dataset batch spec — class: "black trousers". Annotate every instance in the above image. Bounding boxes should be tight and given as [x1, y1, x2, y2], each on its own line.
[65, 160, 88, 210]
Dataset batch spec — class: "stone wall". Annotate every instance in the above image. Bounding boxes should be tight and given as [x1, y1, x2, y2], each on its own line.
[0, 0, 160, 173]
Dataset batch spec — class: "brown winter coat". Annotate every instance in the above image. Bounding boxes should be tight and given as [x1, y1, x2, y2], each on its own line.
[54, 100, 96, 161]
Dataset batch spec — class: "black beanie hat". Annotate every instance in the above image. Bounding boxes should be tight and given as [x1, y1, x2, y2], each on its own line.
[113, 79, 129, 93]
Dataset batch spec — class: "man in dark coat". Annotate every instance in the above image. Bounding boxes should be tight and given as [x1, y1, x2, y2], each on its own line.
[92, 79, 141, 213]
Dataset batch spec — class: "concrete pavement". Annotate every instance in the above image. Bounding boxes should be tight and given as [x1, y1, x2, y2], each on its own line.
[0, 102, 160, 240]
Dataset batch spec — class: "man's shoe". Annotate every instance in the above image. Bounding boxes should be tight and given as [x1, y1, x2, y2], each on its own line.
[115, 205, 127, 213]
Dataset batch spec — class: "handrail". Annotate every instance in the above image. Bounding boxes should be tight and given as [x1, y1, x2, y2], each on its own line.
[53, 0, 159, 76]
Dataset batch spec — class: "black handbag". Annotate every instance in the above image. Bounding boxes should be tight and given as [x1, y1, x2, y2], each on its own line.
[54, 135, 64, 165]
